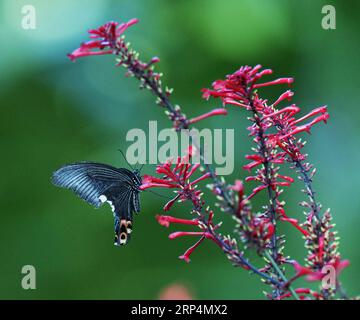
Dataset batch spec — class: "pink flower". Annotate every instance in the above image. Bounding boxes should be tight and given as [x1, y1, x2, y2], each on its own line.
[290, 258, 349, 282]
[68, 19, 139, 61]
[202, 65, 330, 163]
[156, 212, 222, 263]
[156, 215, 199, 228]
[140, 147, 211, 210]
[188, 108, 228, 124]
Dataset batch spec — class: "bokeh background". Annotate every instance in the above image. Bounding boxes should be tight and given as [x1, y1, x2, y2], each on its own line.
[1, 0, 359, 299]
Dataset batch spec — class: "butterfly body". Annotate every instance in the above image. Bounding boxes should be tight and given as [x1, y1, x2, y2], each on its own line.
[51, 162, 141, 246]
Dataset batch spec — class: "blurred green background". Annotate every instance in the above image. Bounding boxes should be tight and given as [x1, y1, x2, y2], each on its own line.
[0, 0, 359, 299]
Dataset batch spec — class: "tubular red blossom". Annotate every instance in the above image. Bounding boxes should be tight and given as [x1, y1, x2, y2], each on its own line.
[163, 194, 180, 211]
[244, 176, 259, 182]
[142, 174, 175, 185]
[248, 64, 263, 76]
[156, 215, 199, 227]
[280, 217, 309, 236]
[261, 105, 300, 120]
[189, 172, 212, 186]
[243, 160, 263, 171]
[273, 181, 291, 187]
[277, 207, 309, 236]
[156, 165, 179, 181]
[169, 231, 205, 239]
[169, 231, 222, 249]
[279, 113, 330, 140]
[292, 106, 328, 125]
[334, 259, 350, 275]
[277, 174, 295, 183]
[229, 180, 244, 216]
[115, 18, 139, 35]
[179, 236, 205, 263]
[188, 108, 228, 124]
[253, 68, 273, 81]
[223, 99, 250, 108]
[272, 90, 294, 106]
[242, 185, 267, 203]
[292, 261, 313, 278]
[245, 154, 264, 161]
[140, 182, 178, 190]
[252, 77, 294, 89]
[185, 163, 200, 180]
[68, 47, 112, 61]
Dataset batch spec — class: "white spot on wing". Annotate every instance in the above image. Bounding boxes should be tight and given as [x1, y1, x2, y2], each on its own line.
[106, 200, 115, 212]
[99, 195, 107, 203]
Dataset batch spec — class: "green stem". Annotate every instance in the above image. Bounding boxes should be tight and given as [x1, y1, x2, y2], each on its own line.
[264, 251, 300, 300]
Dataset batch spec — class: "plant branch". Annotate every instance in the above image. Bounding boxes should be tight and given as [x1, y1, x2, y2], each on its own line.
[264, 251, 299, 300]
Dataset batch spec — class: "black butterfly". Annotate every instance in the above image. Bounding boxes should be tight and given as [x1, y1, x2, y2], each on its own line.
[51, 162, 142, 246]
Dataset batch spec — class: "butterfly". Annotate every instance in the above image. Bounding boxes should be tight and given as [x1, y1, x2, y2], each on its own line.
[51, 162, 142, 246]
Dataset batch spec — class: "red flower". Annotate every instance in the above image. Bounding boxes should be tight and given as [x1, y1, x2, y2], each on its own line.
[140, 147, 211, 210]
[188, 108, 228, 124]
[202, 65, 330, 242]
[290, 258, 349, 282]
[68, 19, 139, 61]
[156, 212, 222, 263]
[202, 65, 330, 163]
[228, 179, 244, 216]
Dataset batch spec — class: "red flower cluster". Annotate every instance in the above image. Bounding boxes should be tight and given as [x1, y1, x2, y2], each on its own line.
[140, 147, 211, 211]
[155, 213, 222, 263]
[202, 65, 329, 162]
[68, 19, 139, 61]
[202, 65, 321, 250]
[291, 258, 349, 283]
[229, 180, 275, 250]
[202, 65, 348, 298]
[140, 147, 231, 263]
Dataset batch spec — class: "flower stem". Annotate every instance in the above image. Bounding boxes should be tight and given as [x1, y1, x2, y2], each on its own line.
[264, 251, 300, 300]
[246, 90, 282, 297]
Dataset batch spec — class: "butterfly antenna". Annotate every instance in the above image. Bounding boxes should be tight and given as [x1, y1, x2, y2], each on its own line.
[118, 149, 134, 171]
[144, 189, 172, 200]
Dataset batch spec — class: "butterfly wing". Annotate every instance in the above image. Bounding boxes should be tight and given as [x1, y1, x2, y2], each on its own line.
[51, 162, 141, 246]
[101, 184, 134, 245]
[51, 162, 133, 207]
